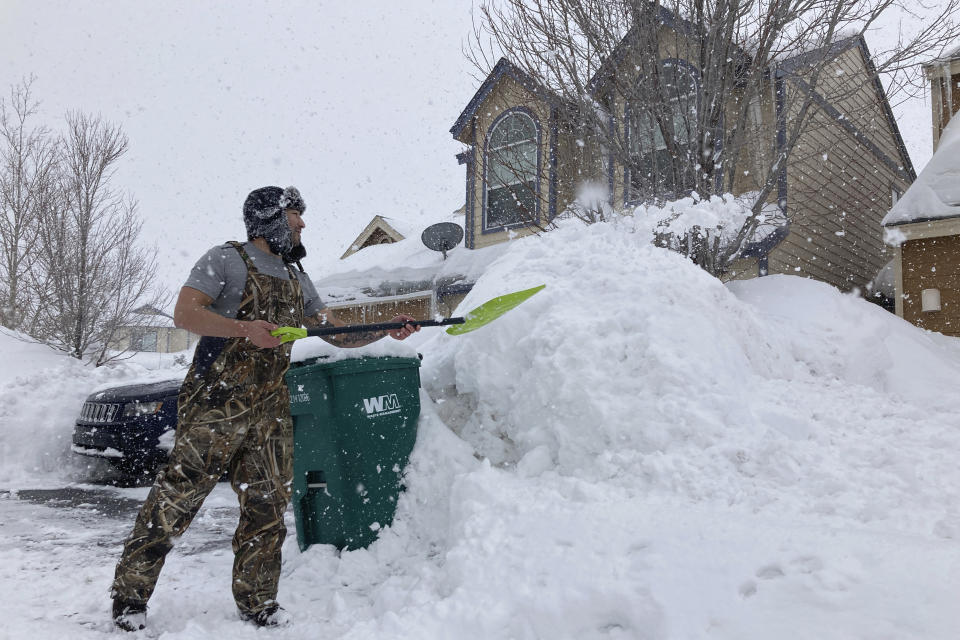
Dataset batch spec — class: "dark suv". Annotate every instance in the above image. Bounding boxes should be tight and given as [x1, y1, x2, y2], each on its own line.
[71, 379, 181, 478]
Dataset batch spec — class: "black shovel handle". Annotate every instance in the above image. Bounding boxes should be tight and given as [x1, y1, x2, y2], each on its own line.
[305, 317, 465, 337]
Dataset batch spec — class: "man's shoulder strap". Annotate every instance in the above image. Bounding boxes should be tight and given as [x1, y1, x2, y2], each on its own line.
[226, 241, 258, 272]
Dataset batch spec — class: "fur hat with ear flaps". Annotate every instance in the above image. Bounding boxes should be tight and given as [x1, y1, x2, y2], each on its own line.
[242, 186, 307, 263]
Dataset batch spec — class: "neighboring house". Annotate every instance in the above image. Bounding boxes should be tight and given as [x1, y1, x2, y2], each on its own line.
[112, 305, 198, 353]
[340, 215, 418, 259]
[881, 47, 960, 336]
[318, 213, 494, 324]
[450, 16, 915, 294]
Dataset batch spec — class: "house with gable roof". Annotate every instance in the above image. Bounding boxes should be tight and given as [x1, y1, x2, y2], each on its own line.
[316, 209, 496, 325]
[340, 215, 419, 259]
[110, 305, 198, 353]
[882, 46, 960, 335]
[451, 9, 915, 294]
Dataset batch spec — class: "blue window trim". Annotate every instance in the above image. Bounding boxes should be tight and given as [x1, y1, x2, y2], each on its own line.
[451, 58, 559, 140]
[607, 113, 616, 207]
[481, 107, 543, 235]
[740, 73, 790, 275]
[775, 75, 788, 217]
[548, 107, 559, 222]
[622, 58, 703, 208]
[459, 146, 477, 249]
[437, 282, 474, 303]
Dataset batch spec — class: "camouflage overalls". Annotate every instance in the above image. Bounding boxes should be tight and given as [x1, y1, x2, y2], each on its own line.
[112, 241, 304, 618]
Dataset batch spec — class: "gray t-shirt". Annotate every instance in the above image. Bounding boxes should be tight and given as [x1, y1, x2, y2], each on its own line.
[183, 241, 326, 320]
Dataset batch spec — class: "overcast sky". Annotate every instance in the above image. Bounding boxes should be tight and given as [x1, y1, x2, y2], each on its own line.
[0, 1, 949, 299]
[1, 1, 480, 296]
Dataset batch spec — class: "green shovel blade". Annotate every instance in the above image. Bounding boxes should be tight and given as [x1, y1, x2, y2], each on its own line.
[446, 284, 546, 335]
[272, 326, 307, 344]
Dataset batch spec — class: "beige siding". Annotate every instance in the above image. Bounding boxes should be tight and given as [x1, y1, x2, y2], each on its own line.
[818, 48, 905, 168]
[112, 326, 198, 353]
[328, 289, 467, 327]
[900, 235, 960, 336]
[164, 328, 195, 352]
[554, 126, 605, 217]
[721, 257, 760, 281]
[329, 295, 433, 325]
[437, 292, 469, 317]
[769, 49, 910, 292]
[465, 75, 554, 250]
[730, 87, 779, 196]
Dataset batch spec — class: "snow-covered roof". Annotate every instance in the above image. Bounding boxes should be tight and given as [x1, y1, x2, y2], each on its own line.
[315, 218, 507, 306]
[926, 42, 960, 66]
[135, 315, 177, 329]
[883, 116, 960, 226]
[340, 215, 408, 259]
[450, 58, 564, 140]
[378, 216, 420, 239]
[124, 306, 178, 328]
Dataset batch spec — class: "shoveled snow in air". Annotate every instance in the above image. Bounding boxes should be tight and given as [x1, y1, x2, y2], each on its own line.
[2, 216, 960, 639]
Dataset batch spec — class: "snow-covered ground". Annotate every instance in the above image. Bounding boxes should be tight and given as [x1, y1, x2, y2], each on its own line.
[2, 218, 960, 638]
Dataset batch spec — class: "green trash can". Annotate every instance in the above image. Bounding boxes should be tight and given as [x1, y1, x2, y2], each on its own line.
[285, 355, 421, 551]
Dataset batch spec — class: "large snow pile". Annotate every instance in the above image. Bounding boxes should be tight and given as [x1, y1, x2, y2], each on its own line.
[4, 217, 960, 638]
[285, 219, 960, 638]
[423, 219, 960, 518]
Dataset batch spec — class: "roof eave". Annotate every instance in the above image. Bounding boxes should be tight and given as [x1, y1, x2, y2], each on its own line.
[450, 58, 562, 140]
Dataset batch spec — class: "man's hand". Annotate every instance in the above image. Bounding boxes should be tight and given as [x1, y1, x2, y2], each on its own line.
[388, 315, 420, 341]
[174, 287, 284, 348]
[241, 319, 282, 348]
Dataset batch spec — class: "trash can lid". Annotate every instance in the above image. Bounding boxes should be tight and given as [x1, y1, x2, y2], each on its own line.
[288, 355, 421, 375]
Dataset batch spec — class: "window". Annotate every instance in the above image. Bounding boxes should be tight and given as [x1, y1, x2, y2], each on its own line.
[628, 61, 700, 200]
[131, 329, 158, 352]
[484, 111, 539, 230]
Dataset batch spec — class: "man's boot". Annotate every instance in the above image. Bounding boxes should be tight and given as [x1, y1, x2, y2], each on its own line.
[112, 599, 147, 632]
[240, 603, 291, 628]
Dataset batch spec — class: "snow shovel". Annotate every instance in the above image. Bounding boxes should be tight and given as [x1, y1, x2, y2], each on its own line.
[270, 284, 546, 343]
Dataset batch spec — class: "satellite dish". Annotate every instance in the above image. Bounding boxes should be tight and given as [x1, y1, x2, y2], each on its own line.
[421, 222, 464, 260]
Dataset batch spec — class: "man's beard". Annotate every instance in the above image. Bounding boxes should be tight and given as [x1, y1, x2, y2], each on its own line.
[263, 219, 293, 257]
[284, 237, 306, 263]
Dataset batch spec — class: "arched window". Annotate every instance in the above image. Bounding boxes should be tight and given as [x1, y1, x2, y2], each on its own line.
[628, 61, 700, 200]
[484, 110, 539, 230]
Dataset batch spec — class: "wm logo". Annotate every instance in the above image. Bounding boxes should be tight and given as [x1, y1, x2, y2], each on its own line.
[362, 394, 401, 417]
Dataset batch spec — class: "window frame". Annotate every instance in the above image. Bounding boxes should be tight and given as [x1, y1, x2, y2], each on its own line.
[482, 107, 542, 234]
[131, 328, 159, 352]
[623, 58, 703, 206]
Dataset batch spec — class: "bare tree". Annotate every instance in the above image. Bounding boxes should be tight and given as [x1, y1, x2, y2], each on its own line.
[31, 112, 167, 365]
[0, 78, 58, 330]
[468, 0, 960, 276]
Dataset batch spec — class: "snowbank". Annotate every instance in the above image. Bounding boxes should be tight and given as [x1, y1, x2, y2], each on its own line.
[416, 221, 960, 526]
